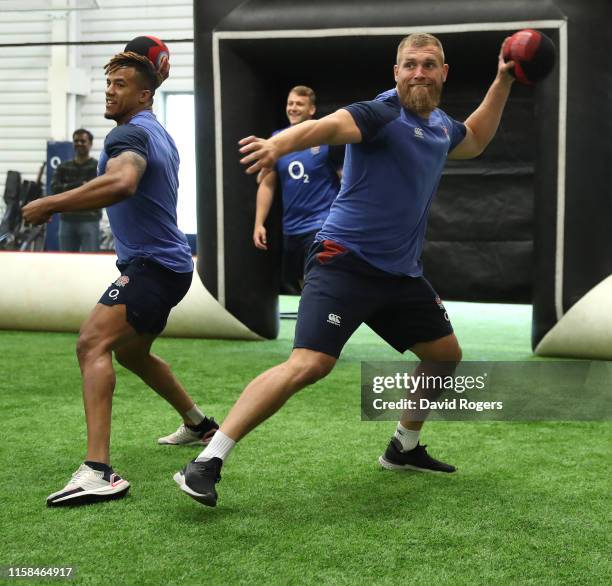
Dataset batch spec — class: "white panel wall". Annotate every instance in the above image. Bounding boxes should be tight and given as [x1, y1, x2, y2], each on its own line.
[0, 0, 194, 215]
[76, 0, 194, 160]
[0, 11, 51, 210]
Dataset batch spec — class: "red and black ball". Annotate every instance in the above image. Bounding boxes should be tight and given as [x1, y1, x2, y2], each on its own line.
[124, 35, 169, 69]
[503, 29, 556, 86]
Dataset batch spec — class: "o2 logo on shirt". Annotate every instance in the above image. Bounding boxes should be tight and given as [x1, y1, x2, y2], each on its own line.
[288, 160, 310, 183]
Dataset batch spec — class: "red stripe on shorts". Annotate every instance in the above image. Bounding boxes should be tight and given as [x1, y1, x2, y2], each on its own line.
[316, 240, 347, 264]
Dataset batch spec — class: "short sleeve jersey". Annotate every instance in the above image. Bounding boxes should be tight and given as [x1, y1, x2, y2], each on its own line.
[273, 128, 342, 236]
[98, 111, 193, 273]
[317, 89, 466, 276]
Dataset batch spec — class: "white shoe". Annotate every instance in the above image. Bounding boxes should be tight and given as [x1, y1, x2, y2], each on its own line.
[47, 463, 129, 507]
[157, 418, 218, 446]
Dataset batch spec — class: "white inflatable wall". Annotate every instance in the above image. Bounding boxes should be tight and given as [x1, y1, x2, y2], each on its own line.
[535, 275, 612, 360]
[0, 252, 261, 340]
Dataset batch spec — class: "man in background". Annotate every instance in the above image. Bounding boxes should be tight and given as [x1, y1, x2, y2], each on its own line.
[253, 86, 343, 292]
[51, 129, 100, 252]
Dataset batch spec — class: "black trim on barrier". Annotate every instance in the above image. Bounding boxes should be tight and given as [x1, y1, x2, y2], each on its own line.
[559, 0, 612, 313]
[194, 36, 217, 298]
[532, 32, 561, 348]
[218, 0, 564, 31]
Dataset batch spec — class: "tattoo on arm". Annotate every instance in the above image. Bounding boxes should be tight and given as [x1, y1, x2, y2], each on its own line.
[104, 150, 148, 196]
[120, 150, 147, 183]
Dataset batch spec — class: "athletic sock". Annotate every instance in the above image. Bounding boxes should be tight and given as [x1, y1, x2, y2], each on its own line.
[394, 423, 420, 452]
[184, 404, 205, 427]
[84, 460, 113, 473]
[195, 430, 236, 463]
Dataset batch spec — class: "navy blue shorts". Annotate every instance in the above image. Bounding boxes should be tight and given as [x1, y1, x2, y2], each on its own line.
[99, 257, 192, 335]
[282, 229, 318, 293]
[294, 240, 453, 358]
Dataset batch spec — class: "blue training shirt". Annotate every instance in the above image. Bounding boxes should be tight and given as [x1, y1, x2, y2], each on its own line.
[274, 128, 342, 235]
[98, 110, 193, 273]
[317, 88, 466, 276]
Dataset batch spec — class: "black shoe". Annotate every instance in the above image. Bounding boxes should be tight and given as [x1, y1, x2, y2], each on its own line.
[158, 417, 219, 445]
[379, 438, 456, 473]
[190, 417, 220, 445]
[174, 457, 222, 507]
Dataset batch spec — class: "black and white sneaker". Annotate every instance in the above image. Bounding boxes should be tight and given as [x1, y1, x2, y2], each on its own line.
[47, 463, 130, 507]
[379, 438, 456, 473]
[158, 417, 219, 446]
[173, 457, 222, 507]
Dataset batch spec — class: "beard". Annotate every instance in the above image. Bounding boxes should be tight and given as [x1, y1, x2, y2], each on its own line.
[397, 81, 443, 115]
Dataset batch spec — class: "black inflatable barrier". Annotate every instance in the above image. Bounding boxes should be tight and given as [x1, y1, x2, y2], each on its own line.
[195, 0, 611, 352]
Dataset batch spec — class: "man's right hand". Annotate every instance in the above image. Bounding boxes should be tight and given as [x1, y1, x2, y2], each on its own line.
[22, 198, 53, 225]
[253, 225, 268, 250]
[158, 54, 170, 83]
[239, 136, 279, 176]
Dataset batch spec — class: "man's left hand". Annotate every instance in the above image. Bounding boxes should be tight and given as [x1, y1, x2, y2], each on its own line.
[22, 198, 53, 225]
[497, 37, 516, 83]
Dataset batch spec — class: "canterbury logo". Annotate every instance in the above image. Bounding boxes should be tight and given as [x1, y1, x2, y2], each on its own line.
[327, 313, 341, 326]
[414, 127, 424, 139]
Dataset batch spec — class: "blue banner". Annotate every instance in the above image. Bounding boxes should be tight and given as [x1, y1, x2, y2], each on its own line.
[44, 141, 74, 251]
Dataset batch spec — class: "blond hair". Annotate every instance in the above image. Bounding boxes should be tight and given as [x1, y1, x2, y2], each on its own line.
[396, 33, 445, 64]
[288, 85, 316, 106]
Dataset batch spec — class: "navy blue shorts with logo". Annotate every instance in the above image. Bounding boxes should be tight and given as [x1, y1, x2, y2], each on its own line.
[99, 257, 192, 335]
[294, 240, 453, 358]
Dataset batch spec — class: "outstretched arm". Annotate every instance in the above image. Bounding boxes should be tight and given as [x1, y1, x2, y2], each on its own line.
[22, 151, 146, 225]
[239, 109, 361, 177]
[449, 38, 515, 160]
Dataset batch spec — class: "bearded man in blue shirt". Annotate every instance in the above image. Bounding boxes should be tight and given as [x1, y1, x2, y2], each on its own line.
[175, 33, 517, 507]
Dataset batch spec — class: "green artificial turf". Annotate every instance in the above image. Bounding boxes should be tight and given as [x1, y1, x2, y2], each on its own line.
[0, 300, 610, 585]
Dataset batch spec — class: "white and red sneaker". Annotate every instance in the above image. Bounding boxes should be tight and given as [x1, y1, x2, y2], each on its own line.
[158, 417, 218, 446]
[46, 463, 130, 507]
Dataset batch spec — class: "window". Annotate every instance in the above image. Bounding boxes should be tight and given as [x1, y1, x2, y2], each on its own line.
[163, 93, 197, 234]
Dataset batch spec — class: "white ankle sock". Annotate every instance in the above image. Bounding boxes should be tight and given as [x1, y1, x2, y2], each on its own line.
[394, 423, 420, 451]
[196, 430, 236, 462]
[184, 404, 205, 426]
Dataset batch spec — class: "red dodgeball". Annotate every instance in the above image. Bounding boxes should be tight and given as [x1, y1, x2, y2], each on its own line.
[124, 35, 170, 83]
[503, 29, 556, 86]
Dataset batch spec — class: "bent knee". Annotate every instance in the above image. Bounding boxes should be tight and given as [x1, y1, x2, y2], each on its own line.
[76, 332, 97, 362]
[411, 335, 462, 364]
[287, 352, 336, 387]
[449, 343, 462, 364]
[436, 342, 462, 365]
[76, 331, 113, 364]
[303, 362, 334, 385]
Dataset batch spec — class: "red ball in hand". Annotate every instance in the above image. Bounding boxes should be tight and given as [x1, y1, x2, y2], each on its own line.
[503, 29, 556, 86]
